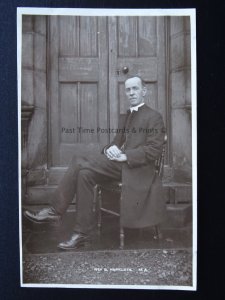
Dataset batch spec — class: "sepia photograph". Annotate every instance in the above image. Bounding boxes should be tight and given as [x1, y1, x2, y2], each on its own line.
[18, 8, 197, 290]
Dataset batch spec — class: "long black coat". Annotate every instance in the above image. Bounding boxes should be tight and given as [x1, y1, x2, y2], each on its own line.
[64, 105, 166, 229]
[105, 104, 166, 228]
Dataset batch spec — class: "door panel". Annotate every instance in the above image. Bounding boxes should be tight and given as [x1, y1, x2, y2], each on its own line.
[117, 57, 158, 80]
[138, 17, 157, 57]
[60, 83, 78, 144]
[79, 83, 98, 144]
[59, 57, 99, 81]
[79, 16, 98, 56]
[118, 16, 138, 57]
[59, 16, 79, 56]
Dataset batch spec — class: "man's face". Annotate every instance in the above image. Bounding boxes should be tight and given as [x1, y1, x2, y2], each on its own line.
[125, 77, 146, 107]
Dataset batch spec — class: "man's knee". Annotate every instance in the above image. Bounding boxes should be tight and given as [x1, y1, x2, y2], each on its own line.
[78, 169, 95, 182]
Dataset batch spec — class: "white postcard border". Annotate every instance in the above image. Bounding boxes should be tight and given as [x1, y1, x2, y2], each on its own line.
[17, 7, 197, 291]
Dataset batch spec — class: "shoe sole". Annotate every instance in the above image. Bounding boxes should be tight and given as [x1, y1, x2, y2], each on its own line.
[24, 212, 61, 225]
[57, 240, 90, 251]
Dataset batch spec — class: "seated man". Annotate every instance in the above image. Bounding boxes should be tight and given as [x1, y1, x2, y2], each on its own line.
[24, 75, 166, 250]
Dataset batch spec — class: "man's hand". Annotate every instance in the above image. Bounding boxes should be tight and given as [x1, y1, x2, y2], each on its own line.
[105, 145, 122, 159]
[109, 154, 127, 162]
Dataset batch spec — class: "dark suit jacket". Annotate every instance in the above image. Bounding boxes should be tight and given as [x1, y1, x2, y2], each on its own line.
[105, 104, 166, 228]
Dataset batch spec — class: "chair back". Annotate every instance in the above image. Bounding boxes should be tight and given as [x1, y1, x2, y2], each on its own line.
[155, 134, 167, 178]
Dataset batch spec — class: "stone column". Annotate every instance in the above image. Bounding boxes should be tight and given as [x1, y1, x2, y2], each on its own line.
[21, 16, 35, 202]
[169, 16, 192, 182]
[21, 16, 48, 204]
[21, 105, 34, 201]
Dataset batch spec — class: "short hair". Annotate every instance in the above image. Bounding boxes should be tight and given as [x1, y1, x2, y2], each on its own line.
[125, 75, 146, 87]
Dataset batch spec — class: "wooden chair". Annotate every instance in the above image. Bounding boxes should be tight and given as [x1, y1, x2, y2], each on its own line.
[94, 134, 167, 249]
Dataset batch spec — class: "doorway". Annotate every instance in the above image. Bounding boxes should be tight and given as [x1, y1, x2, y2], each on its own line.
[47, 15, 168, 168]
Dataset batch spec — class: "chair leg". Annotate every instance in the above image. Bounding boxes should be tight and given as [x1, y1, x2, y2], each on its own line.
[153, 224, 163, 240]
[97, 187, 102, 231]
[119, 192, 124, 249]
[120, 226, 124, 249]
[93, 185, 97, 213]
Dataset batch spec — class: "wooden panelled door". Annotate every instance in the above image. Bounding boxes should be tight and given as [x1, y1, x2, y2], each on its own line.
[48, 15, 167, 169]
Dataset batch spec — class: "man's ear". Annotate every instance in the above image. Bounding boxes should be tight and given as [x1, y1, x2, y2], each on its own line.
[142, 87, 147, 97]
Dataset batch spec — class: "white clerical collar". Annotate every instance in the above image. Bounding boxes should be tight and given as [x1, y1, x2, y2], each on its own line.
[130, 102, 145, 113]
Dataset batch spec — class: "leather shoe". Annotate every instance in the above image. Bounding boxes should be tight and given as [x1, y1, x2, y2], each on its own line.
[57, 232, 89, 250]
[24, 207, 61, 224]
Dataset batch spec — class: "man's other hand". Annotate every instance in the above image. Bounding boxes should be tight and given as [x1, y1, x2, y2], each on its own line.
[105, 145, 122, 159]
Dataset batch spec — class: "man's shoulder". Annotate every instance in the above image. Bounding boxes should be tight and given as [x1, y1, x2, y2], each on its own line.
[141, 104, 162, 119]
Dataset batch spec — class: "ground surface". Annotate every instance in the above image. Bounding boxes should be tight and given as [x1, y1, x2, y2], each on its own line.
[23, 249, 192, 286]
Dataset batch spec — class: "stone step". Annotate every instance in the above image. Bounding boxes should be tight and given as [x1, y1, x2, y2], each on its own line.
[23, 202, 192, 230]
[25, 182, 192, 205]
[162, 204, 192, 228]
[163, 182, 192, 204]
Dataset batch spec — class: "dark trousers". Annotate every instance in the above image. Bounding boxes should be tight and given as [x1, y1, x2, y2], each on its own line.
[50, 152, 122, 234]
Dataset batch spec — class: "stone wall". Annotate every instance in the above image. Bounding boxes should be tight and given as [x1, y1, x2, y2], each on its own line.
[22, 16, 48, 201]
[169, 16, 192, 182]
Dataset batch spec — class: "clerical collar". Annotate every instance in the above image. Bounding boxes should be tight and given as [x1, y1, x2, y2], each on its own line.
[130, 103, 145, 113]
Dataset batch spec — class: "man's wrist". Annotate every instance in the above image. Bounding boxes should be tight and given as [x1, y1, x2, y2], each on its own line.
[103, 147, 108, 155]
